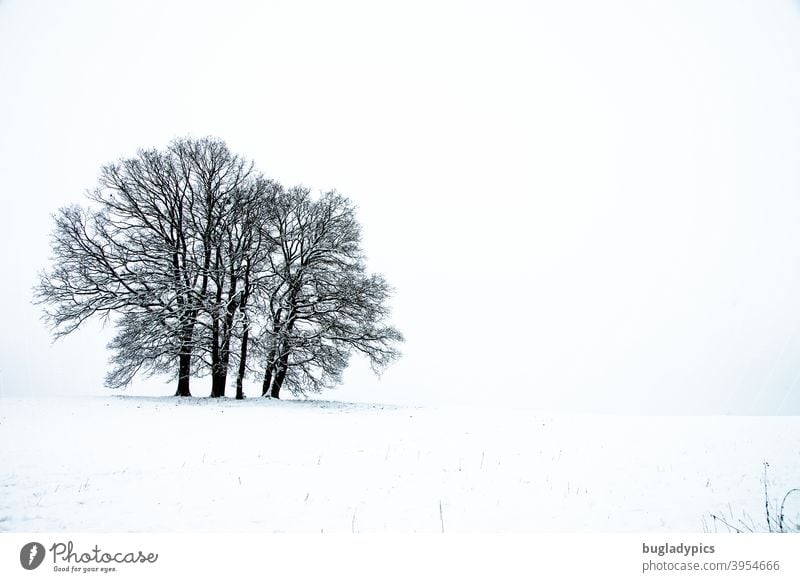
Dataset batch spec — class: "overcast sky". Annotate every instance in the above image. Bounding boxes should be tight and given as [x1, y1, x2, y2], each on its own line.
[1, 0, 799, 413]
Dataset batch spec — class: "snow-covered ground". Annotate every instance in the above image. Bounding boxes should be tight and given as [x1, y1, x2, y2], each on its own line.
[0, 396, 798, 532]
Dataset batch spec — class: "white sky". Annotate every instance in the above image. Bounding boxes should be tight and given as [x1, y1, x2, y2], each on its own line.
[1, 0, 799, 413]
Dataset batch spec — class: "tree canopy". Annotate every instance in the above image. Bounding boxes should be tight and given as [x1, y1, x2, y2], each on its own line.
[35, 137, 403, 399]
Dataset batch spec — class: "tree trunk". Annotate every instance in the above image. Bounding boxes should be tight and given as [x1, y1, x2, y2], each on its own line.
[235, 326, 249, 400]
[262, 359, 274, 396]
[269, 304, 296, 399]
[212, 325, 235, 397]
[235, 265, 251, 401]
[270, 352, 289, 399]
[209, 313, 234, 397]
[175, 325, 194, 397]
[270, 366, 285, 399]
[214, 308, 237, 397]
[175, 351, 192, 397]
[211, 266, 240, 398]
[210, 313, 223, 397]
[211, 372, 227, 398]
[262, 306, 284, 397]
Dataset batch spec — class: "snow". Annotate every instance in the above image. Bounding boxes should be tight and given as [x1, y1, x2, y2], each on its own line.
[0, 396, 798, 532]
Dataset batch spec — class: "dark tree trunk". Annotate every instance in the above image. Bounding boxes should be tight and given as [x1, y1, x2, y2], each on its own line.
[210, 314, 223, 397]
[209, 314, 234, 397]
[211, 320, 235, 397]
[235, 265, 251, 401]
[270, 366, 285, 399]
[261, 307, 281, 396]
[235, 325, 249, 400]
[269, 305, 298, 398]
[175, 325, 194, 397]
[214, 304, 238, 398]
[211, 372, 227, 398]
[270, 353, 289, 399]
[211, 265, 240, 398]
[175, 351, 192, 397]
[268, 304, 297, 399]
[262, 359, 274, 396]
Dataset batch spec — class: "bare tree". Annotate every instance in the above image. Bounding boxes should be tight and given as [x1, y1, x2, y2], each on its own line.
[36, 137, 402, 399]
[168, 138, 258, 398]
[35, 143, 201, 395]
[256, 188, 403, 398]
[35, 137, 259, 396]
[212, 176, 281, 399]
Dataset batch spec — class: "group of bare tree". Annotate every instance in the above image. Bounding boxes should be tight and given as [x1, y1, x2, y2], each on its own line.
[35, 137, 402, 399]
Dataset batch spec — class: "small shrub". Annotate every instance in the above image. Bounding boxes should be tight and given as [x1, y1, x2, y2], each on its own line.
[705, 462, 799, 533]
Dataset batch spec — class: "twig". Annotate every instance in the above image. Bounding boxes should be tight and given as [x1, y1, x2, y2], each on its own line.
[764, 461, 772, 533]
[779, 488, 800, 533]
[709, 513, 743, 533]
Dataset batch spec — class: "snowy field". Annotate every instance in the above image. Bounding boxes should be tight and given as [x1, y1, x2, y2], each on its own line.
[0, 396, 798, 533]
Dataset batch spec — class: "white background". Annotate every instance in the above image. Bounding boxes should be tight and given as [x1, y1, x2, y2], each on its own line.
[1, 533, 798, 582]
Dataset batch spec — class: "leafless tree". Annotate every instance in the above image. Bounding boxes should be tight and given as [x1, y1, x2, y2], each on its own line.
[36, 138, 402, 399]
[211, 176, 281, 399]
[167, 138, 259, 398]
[36, 137, 257, 396]
[256, 188, 403, 398]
